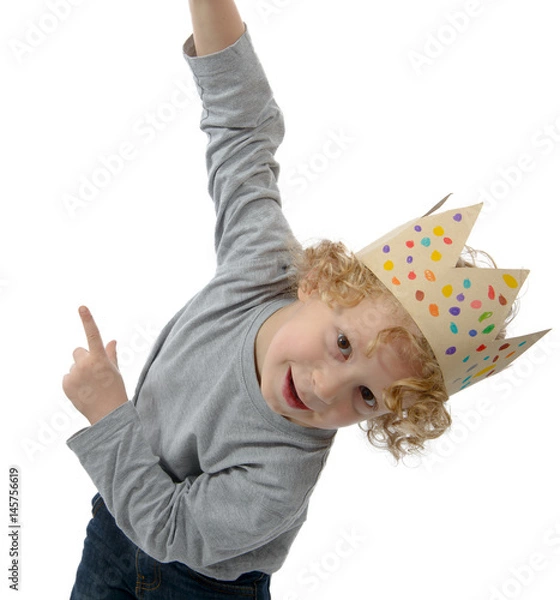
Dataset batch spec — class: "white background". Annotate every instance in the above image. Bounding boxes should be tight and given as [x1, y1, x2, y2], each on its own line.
[2, 0, 559, 598]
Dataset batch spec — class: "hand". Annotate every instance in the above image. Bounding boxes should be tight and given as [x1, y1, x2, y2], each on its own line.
[62, 306, 128, 426]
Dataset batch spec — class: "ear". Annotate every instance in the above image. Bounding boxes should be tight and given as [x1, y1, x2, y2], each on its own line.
[297, 280, 315, 302]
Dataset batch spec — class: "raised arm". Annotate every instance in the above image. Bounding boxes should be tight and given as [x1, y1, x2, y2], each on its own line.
[188, 0, 245, 56]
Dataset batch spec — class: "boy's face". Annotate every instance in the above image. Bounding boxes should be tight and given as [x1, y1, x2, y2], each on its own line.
[255, 288, 420, 430]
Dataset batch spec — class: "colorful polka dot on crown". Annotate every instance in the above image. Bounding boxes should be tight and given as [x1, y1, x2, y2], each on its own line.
[462, 355, 470, 363]
[431, 250, 442, 261]
[433, 226, 445, 236]
[464, 279, 472, 289]
[488, 285, 495, 300]
[442, 284, 453, 298]
[392, 277, 401, 286]
[499, 294, 508, 306]
[415, 225, 422, 232]
[499, 343, 510, 351]
[450, 322, 459, 334]
[407, 256, 413, 264]
[416, 290, 425, 301]
[453, 213, 463, 222]
[519, 341, 527, 347]
[469, 330, 478, 337]
[384, 260, 394, 271]
[479, 311, 493, 323]
[474, 365, 495, 378]
[503, 274, 519, 288]
[383, 245, 390, 253]
[421, 237, 431, 247]
[457, 293, 465, 302]
[476, 344, 487, 352]
[425, 270, 436, 282]
[429, 304, 439, 317]
[449, 307, 461, 316]
[406, 240, 414, 248]
[482, 324, 495, 334]
[443, 237, 453, 245]
[408, 271, 417, 280]
[446, 346, 456, 355]
[471, 300, 482, 309]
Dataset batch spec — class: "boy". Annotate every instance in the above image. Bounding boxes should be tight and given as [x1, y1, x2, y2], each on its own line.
[62, 1, 548, 598]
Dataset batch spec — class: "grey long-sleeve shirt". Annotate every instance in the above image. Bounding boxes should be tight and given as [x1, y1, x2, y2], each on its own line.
[67, 25, 337, 581]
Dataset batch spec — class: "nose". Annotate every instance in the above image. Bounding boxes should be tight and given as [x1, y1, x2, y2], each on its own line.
[311, 367, 340, 405]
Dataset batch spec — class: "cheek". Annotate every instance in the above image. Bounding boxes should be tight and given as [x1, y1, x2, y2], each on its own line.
[325, 402, 365, 427]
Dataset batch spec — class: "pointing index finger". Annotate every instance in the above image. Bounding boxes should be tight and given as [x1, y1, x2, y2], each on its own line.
[79, 306, 105, 354]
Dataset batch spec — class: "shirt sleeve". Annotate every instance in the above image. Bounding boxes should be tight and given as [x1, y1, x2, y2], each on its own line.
[183, 24, 297, 269]
[66, 29, 307, 573]
[67, 402, 306, 570]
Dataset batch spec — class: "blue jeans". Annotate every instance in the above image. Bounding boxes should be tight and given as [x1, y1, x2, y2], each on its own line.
[70, 493, 272, 599]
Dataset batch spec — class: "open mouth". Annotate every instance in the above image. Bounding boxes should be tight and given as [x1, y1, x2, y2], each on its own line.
[283, 368, 310, 411]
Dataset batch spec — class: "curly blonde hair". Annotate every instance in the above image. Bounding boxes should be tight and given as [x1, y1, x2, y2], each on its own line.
[289, 239, 514, 463]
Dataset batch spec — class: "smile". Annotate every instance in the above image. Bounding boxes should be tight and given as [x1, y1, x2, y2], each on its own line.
[283, 368, 310, 411]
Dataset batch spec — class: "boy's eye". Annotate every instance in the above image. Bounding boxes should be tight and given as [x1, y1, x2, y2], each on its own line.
[337, 334, 352, 357]
[360, 386, 377, 408]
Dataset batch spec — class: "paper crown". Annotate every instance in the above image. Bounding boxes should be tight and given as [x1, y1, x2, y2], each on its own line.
[356, 196, 550, 396]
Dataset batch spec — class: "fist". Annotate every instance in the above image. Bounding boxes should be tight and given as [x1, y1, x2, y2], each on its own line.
[62, 306, 128, 425]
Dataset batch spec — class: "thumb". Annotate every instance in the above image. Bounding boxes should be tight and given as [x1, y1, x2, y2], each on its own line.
[106, 340, 119, 367]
